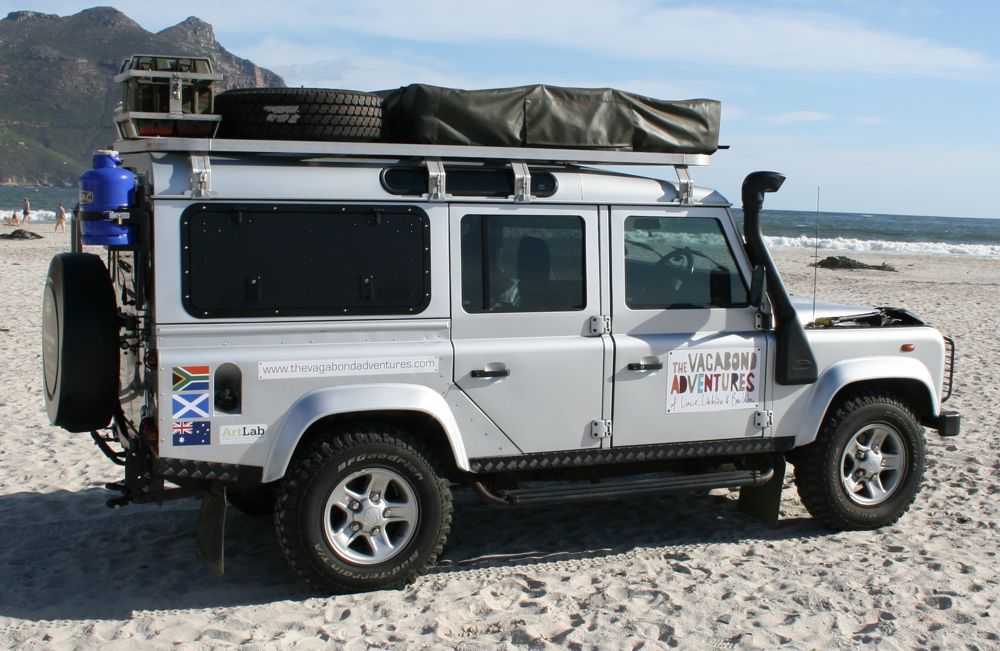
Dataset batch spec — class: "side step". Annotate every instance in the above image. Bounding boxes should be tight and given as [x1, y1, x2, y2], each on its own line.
[473, 467, 775, 507]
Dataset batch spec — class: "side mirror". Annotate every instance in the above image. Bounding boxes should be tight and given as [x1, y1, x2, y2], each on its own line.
[749, 265, 766, 307]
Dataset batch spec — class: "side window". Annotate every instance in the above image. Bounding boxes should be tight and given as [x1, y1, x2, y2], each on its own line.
[182, 204, 430, 318]
[624, 216, 749, 309]
[461, 214, 586, 313]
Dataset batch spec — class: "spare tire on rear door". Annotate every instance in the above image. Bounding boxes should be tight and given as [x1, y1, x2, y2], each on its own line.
[43, 252, 120, 432]
[215, 88, 382, 141]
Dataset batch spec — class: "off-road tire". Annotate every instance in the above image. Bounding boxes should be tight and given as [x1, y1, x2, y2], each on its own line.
[275, 425, 452, 593]
[42, 253, 119, 432]
[215, 88, 382, 141]
[793, 390, 925, 530]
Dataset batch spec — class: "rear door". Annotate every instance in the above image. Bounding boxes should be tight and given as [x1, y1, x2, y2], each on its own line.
[450, 205, 609, 453]
[610, 207, 769, 446]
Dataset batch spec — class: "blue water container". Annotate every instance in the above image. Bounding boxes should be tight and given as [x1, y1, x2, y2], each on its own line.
[79, 150, 136, 246]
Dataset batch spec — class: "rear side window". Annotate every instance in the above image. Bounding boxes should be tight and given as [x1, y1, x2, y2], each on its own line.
[624, 216, 748, 309]
[182, 204, 430, 318]
[460, 214, 585, 313]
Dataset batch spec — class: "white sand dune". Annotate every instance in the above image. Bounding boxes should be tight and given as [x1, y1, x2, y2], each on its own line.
[1, 228, 996, 649]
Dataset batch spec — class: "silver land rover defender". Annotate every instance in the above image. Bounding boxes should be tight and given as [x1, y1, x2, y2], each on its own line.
[42, 55, 960, 594]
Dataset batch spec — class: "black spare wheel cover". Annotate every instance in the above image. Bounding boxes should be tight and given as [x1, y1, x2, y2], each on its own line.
[43, 252, 120, 432]
[215, 88, 383, 141]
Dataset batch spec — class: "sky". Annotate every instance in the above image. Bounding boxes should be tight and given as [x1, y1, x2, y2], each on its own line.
[4, 1, 999, 218]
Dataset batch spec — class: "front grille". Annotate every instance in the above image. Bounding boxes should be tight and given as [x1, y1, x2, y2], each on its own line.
[942, 336, 955, 402]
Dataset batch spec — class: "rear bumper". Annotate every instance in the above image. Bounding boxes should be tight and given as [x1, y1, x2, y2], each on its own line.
[931, 410, 961, 437]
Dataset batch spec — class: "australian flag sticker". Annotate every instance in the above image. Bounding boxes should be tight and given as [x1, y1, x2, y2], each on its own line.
[173, 365, 210, 393]
[172, 420, 211, 446]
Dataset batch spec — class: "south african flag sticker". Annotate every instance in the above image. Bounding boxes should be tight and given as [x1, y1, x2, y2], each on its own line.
[172, 365, 210, 392]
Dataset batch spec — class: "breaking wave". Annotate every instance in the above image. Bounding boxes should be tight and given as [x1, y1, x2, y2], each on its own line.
[765, 235, 1000, 259]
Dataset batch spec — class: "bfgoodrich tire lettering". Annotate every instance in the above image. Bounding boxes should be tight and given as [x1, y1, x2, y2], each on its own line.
[275, 426, 452, 593]
[793, 390, 926, 530]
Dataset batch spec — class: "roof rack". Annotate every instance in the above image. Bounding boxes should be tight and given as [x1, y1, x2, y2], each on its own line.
[114, 137, 711, 166]
[115, 137, 711, 202]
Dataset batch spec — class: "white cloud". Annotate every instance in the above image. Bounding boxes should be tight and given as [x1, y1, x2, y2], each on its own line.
[318, 1, 1000, 81]
[12, 1, 997, 82]
[765, 111, 834, 125]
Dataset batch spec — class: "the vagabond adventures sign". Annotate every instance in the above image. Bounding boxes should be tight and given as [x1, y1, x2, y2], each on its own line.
[666, 347, 762, 413]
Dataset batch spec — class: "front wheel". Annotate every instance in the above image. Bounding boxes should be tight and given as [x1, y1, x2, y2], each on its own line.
[275, 426, 452, 593]
[793, 391, 926, 530]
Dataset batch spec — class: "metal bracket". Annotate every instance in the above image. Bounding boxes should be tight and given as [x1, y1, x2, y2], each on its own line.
[589, 315, 611, 336]
[675, 165, 694, 204]
[511, 161, 532, 202]
[754, 410, 774, 429]
[425, 159, 447, 201]
[189, 154, 213, 198]
[591, 419, 612, 439]
[169, 75, 184, 116]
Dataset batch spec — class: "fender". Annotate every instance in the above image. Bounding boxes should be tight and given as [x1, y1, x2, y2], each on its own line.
[795, 356, 938, 447]
[261, 383, 469, 482]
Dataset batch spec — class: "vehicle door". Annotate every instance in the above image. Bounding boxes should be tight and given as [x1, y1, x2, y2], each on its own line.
[450, 205, 609, 453]
[610, 207, 769, 446]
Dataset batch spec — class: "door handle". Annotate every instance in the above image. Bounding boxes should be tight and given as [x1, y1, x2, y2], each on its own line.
[471, 368, 511, 378]
[627, 361, 663, 371]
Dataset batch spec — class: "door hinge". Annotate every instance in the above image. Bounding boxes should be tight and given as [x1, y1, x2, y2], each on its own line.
[589, 315, 611, 336]
[755, 311, 772, 330]
[591, 419, 612, 439]
[754, 410, 773, 429]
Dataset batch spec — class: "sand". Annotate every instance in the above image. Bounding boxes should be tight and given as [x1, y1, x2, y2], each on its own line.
[1, 226, 997, 649]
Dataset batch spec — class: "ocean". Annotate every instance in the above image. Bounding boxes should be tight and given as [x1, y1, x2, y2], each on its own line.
[738, 209, 1000, 260]
[3, 186, 998, 259]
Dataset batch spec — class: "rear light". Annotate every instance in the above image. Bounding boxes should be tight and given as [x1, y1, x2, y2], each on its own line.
[140, 417, 159, 453]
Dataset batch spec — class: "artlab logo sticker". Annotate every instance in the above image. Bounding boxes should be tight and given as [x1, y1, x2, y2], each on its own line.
[173, 365, 210, 392]
[219, 424, 267, 445]
[172, 392, 210, 419]
[172, 420, 211, 446]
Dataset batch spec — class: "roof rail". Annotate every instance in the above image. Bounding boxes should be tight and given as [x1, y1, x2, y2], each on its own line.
[114, 137, 712, 168]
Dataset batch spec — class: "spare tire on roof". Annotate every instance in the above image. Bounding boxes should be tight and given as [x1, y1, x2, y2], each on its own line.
[215, 88, 382, 141]
[43, 252, 120, 432]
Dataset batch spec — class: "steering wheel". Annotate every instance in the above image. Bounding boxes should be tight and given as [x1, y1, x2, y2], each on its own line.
[636, 247, 695, 304]
[655, 247, 695, 275]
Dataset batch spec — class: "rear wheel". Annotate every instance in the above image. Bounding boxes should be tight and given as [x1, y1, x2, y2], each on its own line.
[275, 425, 451, 593]
[794, 390, 925, 530]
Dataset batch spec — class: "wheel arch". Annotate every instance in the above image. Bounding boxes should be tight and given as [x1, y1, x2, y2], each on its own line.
[794, 357, 937, 448]
[261, 384, 469, 483]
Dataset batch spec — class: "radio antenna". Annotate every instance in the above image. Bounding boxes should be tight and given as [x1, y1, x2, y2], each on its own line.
[811, 187, 820, 323]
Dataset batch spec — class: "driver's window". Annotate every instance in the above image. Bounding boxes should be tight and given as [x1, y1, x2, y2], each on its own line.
[624, 216, 749, 309]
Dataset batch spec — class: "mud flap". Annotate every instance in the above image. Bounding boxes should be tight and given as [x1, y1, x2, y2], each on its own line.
[196, 482, 227, 574]
[738, 454, 786, 525]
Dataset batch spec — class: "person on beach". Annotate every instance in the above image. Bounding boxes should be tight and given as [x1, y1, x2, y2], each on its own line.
[54, 203, 67, 232]
[22, 197, 30, 224]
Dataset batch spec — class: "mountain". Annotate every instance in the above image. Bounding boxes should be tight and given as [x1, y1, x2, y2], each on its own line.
[0, 7, 285, 186]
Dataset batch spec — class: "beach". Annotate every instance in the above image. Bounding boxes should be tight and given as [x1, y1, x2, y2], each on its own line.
[0, 227, 996, 649]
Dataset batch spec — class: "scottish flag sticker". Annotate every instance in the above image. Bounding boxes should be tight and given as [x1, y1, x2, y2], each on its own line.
[172, 392, 210, 419]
